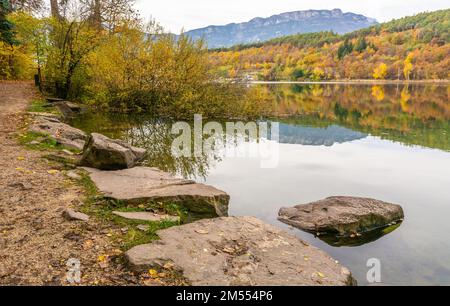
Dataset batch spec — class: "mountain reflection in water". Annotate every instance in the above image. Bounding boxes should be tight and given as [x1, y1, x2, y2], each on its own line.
[277, 123, 367, 146]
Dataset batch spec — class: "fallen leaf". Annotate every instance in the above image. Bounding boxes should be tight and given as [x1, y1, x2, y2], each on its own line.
[195, 229, 209, 234]
[47, 170, 59, 175]
[148, 269, 158, 278]
[17, 156, 25, 161]
[15, 167, 25, 172]
[97, 255, 107, 262]
[317, 272, 326, 278]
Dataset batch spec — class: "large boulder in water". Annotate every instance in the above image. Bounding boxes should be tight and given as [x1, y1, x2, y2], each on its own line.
[80, 133, 146, 170]
[125, 216, 355, 286]
[278, 196, 404, 237]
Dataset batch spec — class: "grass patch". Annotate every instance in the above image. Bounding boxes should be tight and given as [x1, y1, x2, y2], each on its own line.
[78, 172, 181, 250]
[27, 99, 59, 114]
[112, 201, 188, 221]
[42, 154, 78, 170]
[18, 131, 63, 150]
[17, 131, 81, 154]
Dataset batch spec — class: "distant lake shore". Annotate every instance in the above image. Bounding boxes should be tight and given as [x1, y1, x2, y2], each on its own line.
[251, 79, 450, 85]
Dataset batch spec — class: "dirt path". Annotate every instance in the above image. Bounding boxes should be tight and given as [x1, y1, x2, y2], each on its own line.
[0, 82, 139, 285]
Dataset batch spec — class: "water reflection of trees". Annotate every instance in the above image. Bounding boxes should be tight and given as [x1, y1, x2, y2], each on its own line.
[71, 113, 223, 179]
[261, 84, 450, 151]
[70, 84, 450, 178]
[70, 114, 266, 179]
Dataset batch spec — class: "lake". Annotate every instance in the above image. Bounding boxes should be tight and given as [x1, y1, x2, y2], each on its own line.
[71, 83, 450, 286]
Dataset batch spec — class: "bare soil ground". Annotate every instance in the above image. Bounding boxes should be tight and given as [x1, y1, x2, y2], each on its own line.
[0, 82, 141, 285]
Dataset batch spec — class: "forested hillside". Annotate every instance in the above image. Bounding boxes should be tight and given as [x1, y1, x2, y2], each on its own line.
[209, 9, 450, 81]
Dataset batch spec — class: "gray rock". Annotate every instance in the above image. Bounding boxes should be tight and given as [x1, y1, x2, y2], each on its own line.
[136, 225, 150, 232]
[66, 170, 82, 180]
[54, 101, 87, 118]
[82, 167, 229, 218]
[62, 149, 75, 156]
[62, 208, 90, 222]
[46, 97, 65, 103]
[27, 112, 60, 119]
[112, 211, 180, 222]
[29, 117, 87, 151]
[125, 216, 355, 286]
[278, 196, 404, 236]
[80, 133, 146, 170]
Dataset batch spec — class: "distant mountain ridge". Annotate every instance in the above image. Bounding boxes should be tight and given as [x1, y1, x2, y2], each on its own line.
[185, 9, 378, 48]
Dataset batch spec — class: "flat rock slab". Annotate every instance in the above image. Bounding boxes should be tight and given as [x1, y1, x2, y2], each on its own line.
[29, 116, 87, 151]
[66, 170, 82, 180]
[27, 112, 61, 119]
[278, 196, 404, 237]
[125, 216, 354, 286]
[112, 211, 179, 222]
[46, 97, 65, 103]
[82, 167, 230, 218]
[54, 101, 88, 118]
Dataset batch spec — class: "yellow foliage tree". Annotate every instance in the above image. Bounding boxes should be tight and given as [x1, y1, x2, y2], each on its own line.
[373, 63, 388, 79]
[404, 53, 414, 80]
[312, 67, 325, 81]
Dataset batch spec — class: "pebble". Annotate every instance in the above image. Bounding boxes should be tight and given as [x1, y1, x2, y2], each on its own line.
[62, 208, 90, 222]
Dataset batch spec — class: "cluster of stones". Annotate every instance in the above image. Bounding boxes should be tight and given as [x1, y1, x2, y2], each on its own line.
[28, 99, 407, 286]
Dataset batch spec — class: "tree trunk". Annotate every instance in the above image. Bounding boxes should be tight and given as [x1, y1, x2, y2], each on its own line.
[92, 0, 102, 29]
[50, 0, 62, 20]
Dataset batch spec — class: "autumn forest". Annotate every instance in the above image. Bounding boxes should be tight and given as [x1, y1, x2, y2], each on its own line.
[209, 9, 450, 81]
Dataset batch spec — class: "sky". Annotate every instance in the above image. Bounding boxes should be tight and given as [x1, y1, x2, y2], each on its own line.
[135, 0, 449, 33]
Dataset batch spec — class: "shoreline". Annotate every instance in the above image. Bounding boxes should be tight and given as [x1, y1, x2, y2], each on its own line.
[250, 80, 450, 85]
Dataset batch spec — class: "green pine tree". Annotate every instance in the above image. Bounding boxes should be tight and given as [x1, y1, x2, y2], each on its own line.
[0, 0, 17, 45]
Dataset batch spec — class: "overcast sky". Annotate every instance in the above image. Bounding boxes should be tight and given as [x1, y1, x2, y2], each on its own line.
[135, 0, 449, 33]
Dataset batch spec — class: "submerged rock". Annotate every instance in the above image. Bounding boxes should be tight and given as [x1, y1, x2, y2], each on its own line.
[82, 167, 229, 218]
[125, 216, 355, 286]
[29, 116, 87, 151]
[278, 196, 404, 237]
[318, 223, 403, 247]
[80, 133, 146, 170]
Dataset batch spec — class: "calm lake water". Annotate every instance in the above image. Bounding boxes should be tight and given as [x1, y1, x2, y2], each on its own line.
[71, 83, 450, 286]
